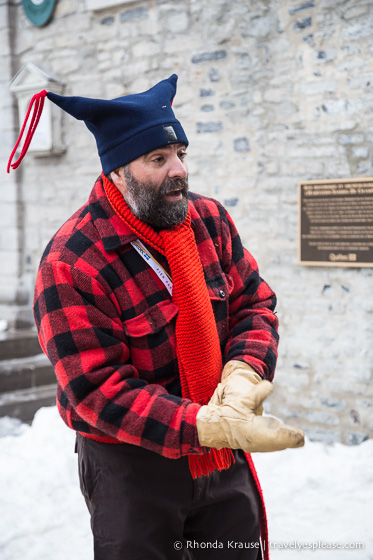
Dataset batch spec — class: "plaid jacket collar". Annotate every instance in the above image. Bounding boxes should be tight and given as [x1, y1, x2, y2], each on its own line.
[89, 175, 138, 252]
[89, 174, 196, 252]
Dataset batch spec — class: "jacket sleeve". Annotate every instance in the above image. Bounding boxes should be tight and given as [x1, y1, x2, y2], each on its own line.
[33, 260, 202, 459]
[219, 207, 279, 381]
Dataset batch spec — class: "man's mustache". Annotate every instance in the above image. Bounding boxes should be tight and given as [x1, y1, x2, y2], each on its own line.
[161, 176, 189, 195]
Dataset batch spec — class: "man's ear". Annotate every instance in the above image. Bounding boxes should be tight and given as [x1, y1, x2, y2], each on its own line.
[109, 167, 127, 194]
[110, 168, 122, 179]
[110, 167, 122, 177]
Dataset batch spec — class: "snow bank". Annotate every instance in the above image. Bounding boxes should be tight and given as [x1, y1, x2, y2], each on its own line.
[0, 407, 372, 559]
[0, 407, 91, 560]
[254, 437, 373, 559]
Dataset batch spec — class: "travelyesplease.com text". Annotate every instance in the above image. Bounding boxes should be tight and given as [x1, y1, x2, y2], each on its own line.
[173, 540, 365, 552]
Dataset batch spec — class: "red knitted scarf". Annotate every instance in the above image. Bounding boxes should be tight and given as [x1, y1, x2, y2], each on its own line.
[102, 172, 235, 478]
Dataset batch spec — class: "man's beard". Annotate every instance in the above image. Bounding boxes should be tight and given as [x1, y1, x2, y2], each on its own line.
[122, 166, 189, 229]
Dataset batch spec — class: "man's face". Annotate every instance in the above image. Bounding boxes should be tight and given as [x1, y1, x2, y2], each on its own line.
[111, 143, 189, 229]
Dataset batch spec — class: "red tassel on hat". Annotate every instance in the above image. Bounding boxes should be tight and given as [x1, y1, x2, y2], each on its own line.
[7, 89, 47, 173]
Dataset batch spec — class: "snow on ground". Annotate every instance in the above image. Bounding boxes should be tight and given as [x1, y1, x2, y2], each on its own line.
[254, 438, 373, 560]
[0, 406, 372, 560]
[0, 408, 91, 560]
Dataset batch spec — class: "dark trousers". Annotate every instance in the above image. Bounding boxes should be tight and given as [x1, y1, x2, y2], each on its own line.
[76, 434, 262, 560]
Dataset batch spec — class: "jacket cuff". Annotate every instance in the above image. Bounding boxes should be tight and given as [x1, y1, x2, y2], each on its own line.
[181, 402, 205, 456]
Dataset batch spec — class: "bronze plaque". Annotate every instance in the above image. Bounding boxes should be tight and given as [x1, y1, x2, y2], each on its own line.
[299, 177, 373, 267]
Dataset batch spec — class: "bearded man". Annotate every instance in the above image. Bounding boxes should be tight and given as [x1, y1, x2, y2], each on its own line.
[9, 75, 304, 560]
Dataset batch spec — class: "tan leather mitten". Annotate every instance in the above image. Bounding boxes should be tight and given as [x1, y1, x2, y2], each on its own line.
[210, 360, 265, 416]
[196, 365, 305, 452]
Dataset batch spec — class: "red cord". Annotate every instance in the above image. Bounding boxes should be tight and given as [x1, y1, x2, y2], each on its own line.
[245, 453, 270, 560]
[7, 90, 48, 173]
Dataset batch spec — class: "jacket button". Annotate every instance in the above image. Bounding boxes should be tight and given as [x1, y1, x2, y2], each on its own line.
[219, 290, 225, 298]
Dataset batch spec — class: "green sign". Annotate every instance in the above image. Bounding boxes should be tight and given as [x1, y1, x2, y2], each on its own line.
[22, 0, 57, 27]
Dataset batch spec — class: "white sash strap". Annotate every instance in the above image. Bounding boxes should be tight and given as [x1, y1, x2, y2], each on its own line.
[131, 239, 173, 295]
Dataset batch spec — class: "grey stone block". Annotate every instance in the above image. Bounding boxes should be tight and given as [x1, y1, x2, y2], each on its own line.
[293, 17, 312, 30]
[223, 197, 238, 207]
[306, 411, 339, 425]
[196, 122, 223, 134]
[234, 137, 250, 152]
[302, 33, 314, 45]
[201, 104, 214, 112]
[120, 7, 148, 23]
[357, 400, 373, 409]
[346, 431, 369, 445]
[200, 88, 215, 97]
[289, 1, 315, 15]
[352, 147, 369, 158]
[342, 14, 373, 40]
[304, 427, 340, 444]
[220, 101, 235, 110]
[277, 406, 303, 418]
[209, 68, 220, 82]
[191, 50, 227, 64]
[320, 398, 346, 411]
[245, 15, 274, 38]
[101, 16, 114, 25]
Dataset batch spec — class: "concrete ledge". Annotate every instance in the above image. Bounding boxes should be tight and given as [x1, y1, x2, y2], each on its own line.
[0, 329, 43, 361]
[0, 353, 54, 393]
[0, 384, 57, 423]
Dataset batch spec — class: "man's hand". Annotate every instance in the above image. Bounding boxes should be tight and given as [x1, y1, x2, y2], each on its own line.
[196, 360, 305, 453]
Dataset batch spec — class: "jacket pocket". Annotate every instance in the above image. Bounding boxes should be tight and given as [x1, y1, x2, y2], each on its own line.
[123, 300, 178, 337]
[122, 300, 179, 379]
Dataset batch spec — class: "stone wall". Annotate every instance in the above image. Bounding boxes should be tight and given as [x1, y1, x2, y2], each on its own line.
[1, 0, 373, 443]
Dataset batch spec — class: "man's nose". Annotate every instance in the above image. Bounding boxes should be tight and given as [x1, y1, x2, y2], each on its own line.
[168, 155, 188, 179]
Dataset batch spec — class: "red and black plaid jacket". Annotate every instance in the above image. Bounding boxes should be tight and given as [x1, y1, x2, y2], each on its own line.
[34, 176, 279, 458]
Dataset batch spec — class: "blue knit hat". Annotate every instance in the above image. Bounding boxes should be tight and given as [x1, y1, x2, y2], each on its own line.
[7, 74, 188, 175]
